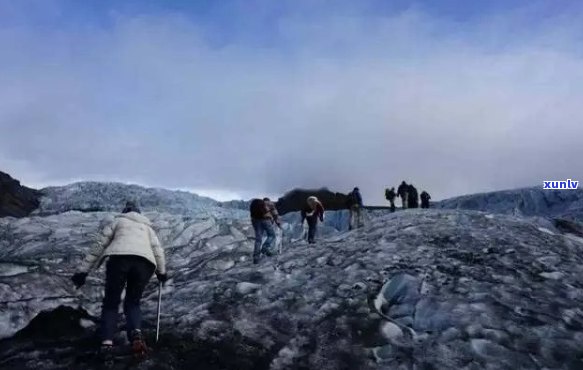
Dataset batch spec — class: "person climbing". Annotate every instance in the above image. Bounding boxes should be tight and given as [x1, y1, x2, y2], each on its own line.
[263, 197, 281, 228]
[408, 184, 419, 208]
[301, 196, 325, 244]
[385, 187, 396, 212]
[264, 197, 283, 254]
[397, 181, 409, 209]
[347, 187, 363, 230]
[420, 191, 431, 208]
[249, 198, 276, 264]
[70, 201, 167, 362]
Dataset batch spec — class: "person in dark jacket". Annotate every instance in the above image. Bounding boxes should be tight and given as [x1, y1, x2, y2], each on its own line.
[71, 201, 167, 361]
[385, 187, 396, 212]
[408, 184, 419, 208]
[301, 196, 325, 244]
[420, 191, 431, 208]
[397, 181, 409, 209]
[249, 198, 276, 264]
[347, 187, 363, 230]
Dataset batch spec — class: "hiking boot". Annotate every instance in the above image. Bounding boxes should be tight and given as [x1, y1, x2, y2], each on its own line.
[98, 344, 114, 366]
[261, 248, 275, 257]
[130, 330, 148, 359]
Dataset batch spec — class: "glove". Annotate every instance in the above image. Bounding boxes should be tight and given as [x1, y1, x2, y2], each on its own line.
[156, 272, 168, 284]
[71, 272, 87, 289]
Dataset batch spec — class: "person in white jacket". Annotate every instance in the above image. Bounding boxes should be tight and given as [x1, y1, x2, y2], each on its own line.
[71, 201, 167, 359]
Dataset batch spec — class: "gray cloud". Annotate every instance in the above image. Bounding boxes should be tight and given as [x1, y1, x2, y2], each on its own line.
[1, 3, 583, 203]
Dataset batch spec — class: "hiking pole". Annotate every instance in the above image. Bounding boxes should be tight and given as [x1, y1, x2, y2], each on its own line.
[155, 281, 162, 344]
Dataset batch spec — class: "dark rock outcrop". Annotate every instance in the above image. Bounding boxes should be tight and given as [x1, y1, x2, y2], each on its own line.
[0, 171, 40, 218]
[275, 188, 350, 215]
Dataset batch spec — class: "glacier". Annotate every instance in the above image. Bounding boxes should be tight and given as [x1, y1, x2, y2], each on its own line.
[437, 187, 583, 222]
[0, 182, 583, 369]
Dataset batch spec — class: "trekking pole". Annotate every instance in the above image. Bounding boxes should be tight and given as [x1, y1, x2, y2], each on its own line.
[155, 281, 162, 344]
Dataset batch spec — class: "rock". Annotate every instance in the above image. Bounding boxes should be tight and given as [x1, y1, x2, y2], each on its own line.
[471, 339, 512, 360]
[236, 282, 262, 294]
[380, 322, 403, 341]
[275, 187, 350, 215]
[539, 271, 564, 280]
[0, 171, 40, 218]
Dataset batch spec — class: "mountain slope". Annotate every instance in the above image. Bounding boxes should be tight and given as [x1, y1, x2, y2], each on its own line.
[1, 208, 583, 369]
[437, 187, 583, 222]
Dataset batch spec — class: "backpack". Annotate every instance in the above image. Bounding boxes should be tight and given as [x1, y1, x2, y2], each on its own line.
[249, 198, 266, 219]
[385, 189, 390, 200]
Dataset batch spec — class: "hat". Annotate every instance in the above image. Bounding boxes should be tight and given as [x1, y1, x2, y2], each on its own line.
[122, 201, 141, 214]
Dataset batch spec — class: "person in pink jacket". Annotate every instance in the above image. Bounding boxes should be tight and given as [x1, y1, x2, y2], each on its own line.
[71, 201, 167, 360]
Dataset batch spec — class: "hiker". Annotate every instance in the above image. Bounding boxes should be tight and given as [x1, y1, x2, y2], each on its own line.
[249, 198, 276, 264]
[420, 191, 431, 208]
[70, 201, 167, 361]
[263, 197, 281, 228]
[385, 187, 396, 212]
[397, 181, 409, 209]
[408, 184, 419, 208]
[301, 196, 325, 244]
[347, 187, 363, 230]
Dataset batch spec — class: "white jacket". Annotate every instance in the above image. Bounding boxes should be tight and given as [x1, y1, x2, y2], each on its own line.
[80, 212, 166, 274]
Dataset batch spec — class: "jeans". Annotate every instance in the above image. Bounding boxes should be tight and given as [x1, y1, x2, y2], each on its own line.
[307, 217, 318, 243]
[101, 255, 155, 342]
[349, 205, 362, 230]
[252, 219, 276, 259]
[401, 193, 408, 209]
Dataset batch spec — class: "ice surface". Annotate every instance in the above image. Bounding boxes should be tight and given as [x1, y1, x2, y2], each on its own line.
[0, 184, 583, 369]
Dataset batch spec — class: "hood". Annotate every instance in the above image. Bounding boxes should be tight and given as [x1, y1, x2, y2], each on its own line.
[118, 212, 152, 226]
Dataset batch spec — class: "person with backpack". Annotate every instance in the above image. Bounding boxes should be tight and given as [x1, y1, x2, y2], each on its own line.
[420, 191, 431, 208]
[301, 196, 325, 244]
[408, 184, 419, 208]
[249, 198, 276, 264]
[397, 181, 409, 209]
[70, 201, 167, 362]
[347, 187, 363, 230]
[385, 187, 396, 212]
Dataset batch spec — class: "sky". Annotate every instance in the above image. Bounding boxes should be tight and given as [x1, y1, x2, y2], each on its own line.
[1, 0, 582, 203]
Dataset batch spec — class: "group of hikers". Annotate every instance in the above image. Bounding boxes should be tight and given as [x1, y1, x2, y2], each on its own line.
[68, 185, 432, 362]
[384, 181, 431, 211]
[248, 183, 432, 264]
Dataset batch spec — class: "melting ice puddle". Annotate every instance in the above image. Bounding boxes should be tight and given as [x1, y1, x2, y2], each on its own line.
[0, 263, 29, 277]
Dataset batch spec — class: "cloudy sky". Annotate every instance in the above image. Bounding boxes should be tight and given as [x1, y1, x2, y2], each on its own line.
[1, 0, 582, 203]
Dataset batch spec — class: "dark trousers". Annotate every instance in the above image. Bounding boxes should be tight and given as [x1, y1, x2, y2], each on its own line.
[307, 217, 318, 244]
[389, 199, 396, 212]
[101, 255, 155, 342]
[252, 219, 276, 259]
